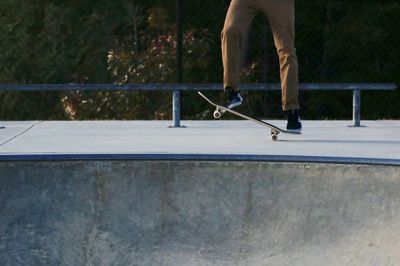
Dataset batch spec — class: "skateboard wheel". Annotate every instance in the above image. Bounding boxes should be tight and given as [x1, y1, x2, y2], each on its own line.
[271, 134, 278, 141]
[213, 110, 222, 119]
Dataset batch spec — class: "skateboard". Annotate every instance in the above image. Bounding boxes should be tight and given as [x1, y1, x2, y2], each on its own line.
[198, 91, 301, 141]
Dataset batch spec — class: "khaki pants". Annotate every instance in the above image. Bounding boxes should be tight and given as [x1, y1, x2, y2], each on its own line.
[221, 0, 299, 111]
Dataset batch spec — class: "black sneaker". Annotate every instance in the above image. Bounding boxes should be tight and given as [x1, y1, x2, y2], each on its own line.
[285, 109, 302, 133]
[225, 87, 243, 109]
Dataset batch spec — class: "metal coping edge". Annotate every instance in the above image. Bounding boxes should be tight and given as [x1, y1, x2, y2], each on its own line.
[0, 154, 399, 166]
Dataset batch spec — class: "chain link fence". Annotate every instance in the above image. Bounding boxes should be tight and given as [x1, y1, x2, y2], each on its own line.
[0, 0, 398, 120]
[180, 0, 400, 120]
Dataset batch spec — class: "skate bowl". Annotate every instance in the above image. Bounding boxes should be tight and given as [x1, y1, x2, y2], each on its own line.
[1, 157, 400, 265]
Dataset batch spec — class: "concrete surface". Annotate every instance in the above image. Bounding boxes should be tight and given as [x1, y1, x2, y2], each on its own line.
[1, 120, 400, 265]
[0, 120, 399, 161]
[1, 160, 399, 266]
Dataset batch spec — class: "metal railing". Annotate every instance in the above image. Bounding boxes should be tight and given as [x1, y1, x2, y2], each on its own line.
[0, 83, 396, 128]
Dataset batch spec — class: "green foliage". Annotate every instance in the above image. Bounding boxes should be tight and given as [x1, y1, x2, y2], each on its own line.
[0, 0, 399, 120]
[61, 6, 213, 120]
[308, 1, 400, 119]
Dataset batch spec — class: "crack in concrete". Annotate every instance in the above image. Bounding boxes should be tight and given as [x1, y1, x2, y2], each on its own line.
[0, 121, 43, 148]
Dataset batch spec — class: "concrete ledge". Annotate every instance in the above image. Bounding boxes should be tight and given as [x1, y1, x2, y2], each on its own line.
[1, 121, 399, 163]
[0, 153, 400, 166]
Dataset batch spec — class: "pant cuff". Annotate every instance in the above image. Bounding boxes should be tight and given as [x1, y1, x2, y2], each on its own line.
[224, 86, 239, 92]
[282, 104, 300, 111]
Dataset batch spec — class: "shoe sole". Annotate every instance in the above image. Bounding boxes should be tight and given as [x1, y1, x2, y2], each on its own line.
[286, 128, 302, 133]
[227, 101, 242, 109]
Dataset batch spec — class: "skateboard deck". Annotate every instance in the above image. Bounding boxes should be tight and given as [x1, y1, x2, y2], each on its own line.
[198, 91, 301, 141]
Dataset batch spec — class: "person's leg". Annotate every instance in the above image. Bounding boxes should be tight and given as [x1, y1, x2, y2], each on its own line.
[221, 0, 258, 92]
[262, 0, 299, 111]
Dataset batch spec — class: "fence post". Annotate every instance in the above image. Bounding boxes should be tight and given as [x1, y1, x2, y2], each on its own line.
[351, 89, 362, 127]
[170, 0, 184, 128]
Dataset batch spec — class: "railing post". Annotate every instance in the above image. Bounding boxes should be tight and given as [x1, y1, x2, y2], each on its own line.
[172, 90, 181, 127]
[351, 89, 362, 127]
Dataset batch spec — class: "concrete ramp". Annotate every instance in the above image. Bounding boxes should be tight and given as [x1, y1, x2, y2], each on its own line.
[1, 160, 400, 265]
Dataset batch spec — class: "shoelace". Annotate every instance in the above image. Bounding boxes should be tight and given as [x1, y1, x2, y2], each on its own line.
[228, 90, 237, 102]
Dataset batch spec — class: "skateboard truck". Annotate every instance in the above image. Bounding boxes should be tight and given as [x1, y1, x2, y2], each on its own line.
[213, 107, 225, 119]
